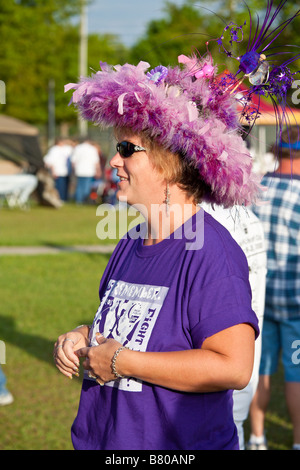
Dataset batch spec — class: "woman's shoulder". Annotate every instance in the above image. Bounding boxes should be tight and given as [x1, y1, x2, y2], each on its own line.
[201, 210, 249, 277]
[203, 210, 238, 248]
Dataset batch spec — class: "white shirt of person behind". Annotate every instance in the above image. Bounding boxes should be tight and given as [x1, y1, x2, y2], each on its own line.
[44, 143, 72, 177]
[71, 142, 99, 177]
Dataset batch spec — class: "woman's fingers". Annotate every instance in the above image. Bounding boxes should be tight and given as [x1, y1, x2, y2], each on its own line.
[55, 353, 79, 377]
[75, 346, 90, 359]
[55, 333, 122, 384]
[95, 332, 107, 345]
[53, 338, 80, 379]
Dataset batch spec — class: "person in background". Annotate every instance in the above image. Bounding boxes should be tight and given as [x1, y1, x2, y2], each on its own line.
[249, 127, 300, 451]
[71, 139, 101, 203]
[89, 141, 105, 203]
[0, 365, 13, 406]
[44, 138, 73, 201]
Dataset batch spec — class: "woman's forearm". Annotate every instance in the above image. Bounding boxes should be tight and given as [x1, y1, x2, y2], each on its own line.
[116, 324, 255, 393]
[117, 348, 250, 393]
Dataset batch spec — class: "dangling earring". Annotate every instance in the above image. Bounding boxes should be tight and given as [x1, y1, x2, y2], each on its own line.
[163, 183, 171, 216]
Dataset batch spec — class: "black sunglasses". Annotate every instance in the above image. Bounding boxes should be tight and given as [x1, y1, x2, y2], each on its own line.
[116, 141, 146, 158]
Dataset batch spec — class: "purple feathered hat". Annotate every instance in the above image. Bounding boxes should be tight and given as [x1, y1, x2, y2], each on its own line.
[65, 58, 261, 208]
[64, 1, 299, 208]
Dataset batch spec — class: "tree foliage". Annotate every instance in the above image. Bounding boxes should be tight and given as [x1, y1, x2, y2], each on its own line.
[0, 1, 78, 123]
[0, 0, 299, 127]
[130, 0, 300, 73]
[0, 0, 128, 125]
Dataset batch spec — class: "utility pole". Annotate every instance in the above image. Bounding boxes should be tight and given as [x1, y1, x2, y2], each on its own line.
[48, 78, 55, 147]
[228, 0, 235, 17]
[78, 0, 88, 138]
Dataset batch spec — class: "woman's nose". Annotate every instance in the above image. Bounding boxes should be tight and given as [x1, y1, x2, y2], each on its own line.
[110, 151, 123, 169]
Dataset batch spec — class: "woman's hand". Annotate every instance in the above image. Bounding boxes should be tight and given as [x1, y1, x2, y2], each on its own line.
[75, 333, 124, 385]
[53, 325, 90, 379]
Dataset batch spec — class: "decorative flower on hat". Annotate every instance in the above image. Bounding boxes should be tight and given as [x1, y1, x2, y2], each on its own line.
[214, 0, 300, 145]
[178, 54, 215, 79]
[147, 65, 169, 84]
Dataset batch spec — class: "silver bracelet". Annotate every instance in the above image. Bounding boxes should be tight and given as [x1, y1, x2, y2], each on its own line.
[111, 346, 128, 379]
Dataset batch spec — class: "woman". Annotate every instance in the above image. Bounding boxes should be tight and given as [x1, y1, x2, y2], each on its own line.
[54, 57, 261, 450]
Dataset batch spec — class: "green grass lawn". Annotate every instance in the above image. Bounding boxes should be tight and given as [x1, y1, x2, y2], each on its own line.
[0, 252, 110, 450]
[0, 204, 295, 450]
[0, 202, 144, 247]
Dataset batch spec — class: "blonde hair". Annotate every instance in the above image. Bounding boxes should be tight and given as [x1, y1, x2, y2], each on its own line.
[115, 127, 211, 203]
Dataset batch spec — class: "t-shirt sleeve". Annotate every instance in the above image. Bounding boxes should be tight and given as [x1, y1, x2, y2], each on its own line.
[188, 273, 259, 348]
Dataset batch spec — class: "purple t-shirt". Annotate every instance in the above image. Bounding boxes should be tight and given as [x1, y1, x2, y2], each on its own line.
[71, 210, 259, 450]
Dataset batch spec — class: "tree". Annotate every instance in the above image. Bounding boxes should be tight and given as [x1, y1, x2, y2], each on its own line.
[130, 2, 210, 68]
[0, 1, 81, 123]
[0, 0, 129, 126]
[130, 0, 300, 76]
[1, 0, 298, 127]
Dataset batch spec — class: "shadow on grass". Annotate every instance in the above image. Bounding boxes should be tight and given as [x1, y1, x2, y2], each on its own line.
[0, 314, 91, 366]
